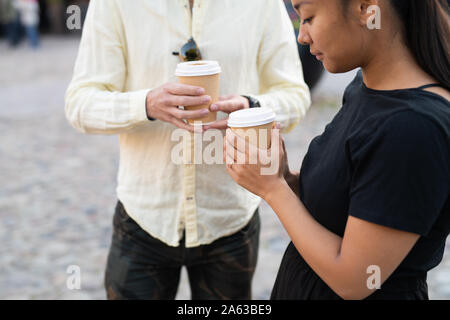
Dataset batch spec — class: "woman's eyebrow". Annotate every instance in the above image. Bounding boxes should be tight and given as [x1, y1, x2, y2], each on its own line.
[294, 1, 313, 11]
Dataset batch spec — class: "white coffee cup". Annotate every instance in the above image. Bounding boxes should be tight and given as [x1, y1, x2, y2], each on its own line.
[227, 108, 276, 149]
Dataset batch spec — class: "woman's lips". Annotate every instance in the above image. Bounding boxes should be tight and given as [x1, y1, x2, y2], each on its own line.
[311, 51, 324, 61]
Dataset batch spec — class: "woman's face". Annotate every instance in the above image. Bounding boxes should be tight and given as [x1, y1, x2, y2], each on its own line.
[292, 0, 372, 73]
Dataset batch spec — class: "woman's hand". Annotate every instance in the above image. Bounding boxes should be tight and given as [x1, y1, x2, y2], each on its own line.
[223, 124, 290, 199]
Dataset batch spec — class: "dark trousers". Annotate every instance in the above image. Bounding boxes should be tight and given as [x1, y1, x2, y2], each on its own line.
[104, 201, 260, 300]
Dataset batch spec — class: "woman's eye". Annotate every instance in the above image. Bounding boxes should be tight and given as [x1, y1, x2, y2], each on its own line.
[302, 17, 313, 24]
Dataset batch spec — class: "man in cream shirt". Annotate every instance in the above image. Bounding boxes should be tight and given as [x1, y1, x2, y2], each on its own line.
[65, 0, 310, 300]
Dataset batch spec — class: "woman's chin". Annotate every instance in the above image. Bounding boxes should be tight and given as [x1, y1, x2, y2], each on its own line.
[323, 60, 358, 74]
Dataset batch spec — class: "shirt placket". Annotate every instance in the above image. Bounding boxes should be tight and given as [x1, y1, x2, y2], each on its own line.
[182, 131, 198, 246]
[179, 0, 192, 36]
[179, 0, 205, 247]
[191, 0, 205, 39]
[179, 0, 205, 36]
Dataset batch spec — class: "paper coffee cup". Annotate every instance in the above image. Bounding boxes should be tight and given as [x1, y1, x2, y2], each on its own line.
[176, 61, 221, 125]
[227, 108, 276, 149]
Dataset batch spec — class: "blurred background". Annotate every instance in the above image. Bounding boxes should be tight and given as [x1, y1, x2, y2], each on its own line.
[0, 0, 449, 300]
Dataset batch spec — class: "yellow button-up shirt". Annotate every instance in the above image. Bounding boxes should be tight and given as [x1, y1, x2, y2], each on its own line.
[65, 0, 311, 247]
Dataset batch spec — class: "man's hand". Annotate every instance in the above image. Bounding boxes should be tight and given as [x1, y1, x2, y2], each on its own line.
[203, 95, 250, 130]
[146, 83, 212, 133]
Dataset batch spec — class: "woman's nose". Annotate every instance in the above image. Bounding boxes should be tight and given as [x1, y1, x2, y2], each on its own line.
[297, 26, 311, 46]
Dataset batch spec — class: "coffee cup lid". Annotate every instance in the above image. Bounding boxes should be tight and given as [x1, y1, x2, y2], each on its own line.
[228, 108, 276, 128]
[175, 60, 222, 77]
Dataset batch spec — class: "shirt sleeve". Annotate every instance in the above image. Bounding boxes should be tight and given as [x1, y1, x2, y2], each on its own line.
[64, 0, 151, 135]
[347, 111, 449, 236]
[251, 0, 311, 134]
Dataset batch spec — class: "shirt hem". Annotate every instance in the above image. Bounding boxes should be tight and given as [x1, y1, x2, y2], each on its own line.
[184, 207, 259, 248]
[117, 195, 261, 248]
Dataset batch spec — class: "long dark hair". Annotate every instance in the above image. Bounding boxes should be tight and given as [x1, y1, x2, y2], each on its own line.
[392, 0, 450, 90]
[345, 0, 450, 90]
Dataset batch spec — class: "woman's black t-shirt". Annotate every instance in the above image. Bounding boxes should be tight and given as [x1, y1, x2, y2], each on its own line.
[272, 71, 450, 299]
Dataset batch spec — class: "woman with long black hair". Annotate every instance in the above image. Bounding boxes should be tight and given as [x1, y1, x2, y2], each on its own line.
[225, 0, 450, 299]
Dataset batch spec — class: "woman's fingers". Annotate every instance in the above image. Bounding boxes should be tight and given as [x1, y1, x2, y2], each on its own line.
[225, 129, 237, 150]
[226, 129, 249, 153]
[225, 134, 252, 165]
[225, 138, 238, 162]
[225, 153, 235, 166]
[227, 128, 270, 165]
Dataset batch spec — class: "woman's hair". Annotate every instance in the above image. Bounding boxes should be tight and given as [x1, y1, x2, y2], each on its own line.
[344, 0, 450, 90]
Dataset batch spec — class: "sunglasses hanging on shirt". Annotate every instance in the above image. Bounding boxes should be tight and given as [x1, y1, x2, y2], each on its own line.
[172, 37, 202, 62]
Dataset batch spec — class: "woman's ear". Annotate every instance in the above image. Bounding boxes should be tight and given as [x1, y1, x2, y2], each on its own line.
[358, 0, 380, 27]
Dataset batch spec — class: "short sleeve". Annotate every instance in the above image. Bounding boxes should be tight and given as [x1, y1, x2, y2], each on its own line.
[347, 111, 449, 236]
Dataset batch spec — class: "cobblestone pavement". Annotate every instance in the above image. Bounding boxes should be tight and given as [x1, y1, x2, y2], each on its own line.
[1, 37, 449, 300]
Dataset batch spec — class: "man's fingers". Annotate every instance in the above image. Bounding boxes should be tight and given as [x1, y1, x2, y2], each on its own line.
[219, 95, 234, 101]
[204, 119, 228, 130]
[166, 83, 205, 96]
[170, 107, 210, 120]
[170, 117, 194, 133]
[169, 117, 202, 133]
[210, 100, 244, 113]
[168, 95, 211, 107]
[210, 101, 230, 112]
